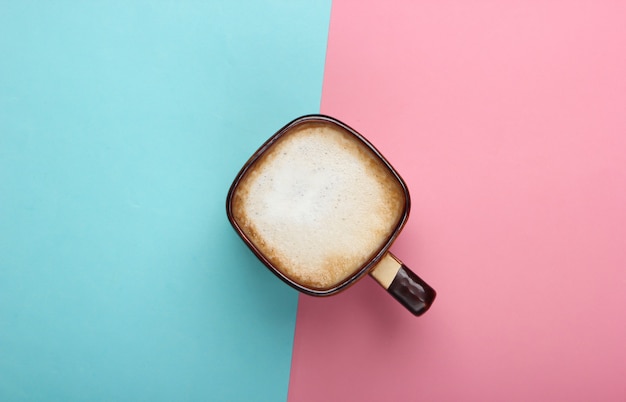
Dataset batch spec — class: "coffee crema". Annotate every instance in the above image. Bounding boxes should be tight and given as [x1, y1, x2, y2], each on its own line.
[230, 121, 406, 290]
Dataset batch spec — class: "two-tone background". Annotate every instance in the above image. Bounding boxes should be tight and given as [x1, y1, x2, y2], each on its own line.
[2, 1, 625, 401]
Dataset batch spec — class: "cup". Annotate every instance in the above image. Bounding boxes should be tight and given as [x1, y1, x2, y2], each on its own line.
[226, 115, 436, 316]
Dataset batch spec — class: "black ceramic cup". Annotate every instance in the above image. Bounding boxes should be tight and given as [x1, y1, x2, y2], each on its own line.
[226, 115, 435, 316]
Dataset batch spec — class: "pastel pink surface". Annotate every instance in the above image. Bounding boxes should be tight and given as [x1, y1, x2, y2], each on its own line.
[289, 1, 626, 401]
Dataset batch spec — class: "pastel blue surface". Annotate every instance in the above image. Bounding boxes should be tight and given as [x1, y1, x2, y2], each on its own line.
[0, 1, 330, 401]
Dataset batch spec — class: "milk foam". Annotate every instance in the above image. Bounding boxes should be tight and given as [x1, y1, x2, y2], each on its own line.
[233, 122, 405, 290]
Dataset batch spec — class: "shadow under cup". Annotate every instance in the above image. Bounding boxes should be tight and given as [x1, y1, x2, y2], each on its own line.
[226, 115, 436, 316]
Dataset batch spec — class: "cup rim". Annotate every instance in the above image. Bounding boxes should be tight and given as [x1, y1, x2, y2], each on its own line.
[225, 114, 411, 296]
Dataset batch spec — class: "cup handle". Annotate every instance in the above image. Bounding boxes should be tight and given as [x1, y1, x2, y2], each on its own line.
[369, 252, 436, 316]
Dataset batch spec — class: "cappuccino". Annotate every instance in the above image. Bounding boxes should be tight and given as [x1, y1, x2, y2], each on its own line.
[230, 120, 406, 290]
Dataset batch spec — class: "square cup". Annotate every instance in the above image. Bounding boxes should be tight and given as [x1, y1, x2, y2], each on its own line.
[226, 115, 435, 315]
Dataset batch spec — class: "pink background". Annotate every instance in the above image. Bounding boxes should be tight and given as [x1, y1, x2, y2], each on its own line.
[289, 1, 626, 401]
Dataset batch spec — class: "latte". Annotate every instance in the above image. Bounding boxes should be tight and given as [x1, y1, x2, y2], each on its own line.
[230, 120, 406, 290]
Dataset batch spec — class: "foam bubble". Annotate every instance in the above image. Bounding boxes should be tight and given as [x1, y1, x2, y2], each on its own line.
[232, 122, 405, 290]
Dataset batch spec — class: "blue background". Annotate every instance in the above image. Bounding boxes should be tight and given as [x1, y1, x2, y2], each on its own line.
[0, 1, 330, 400]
